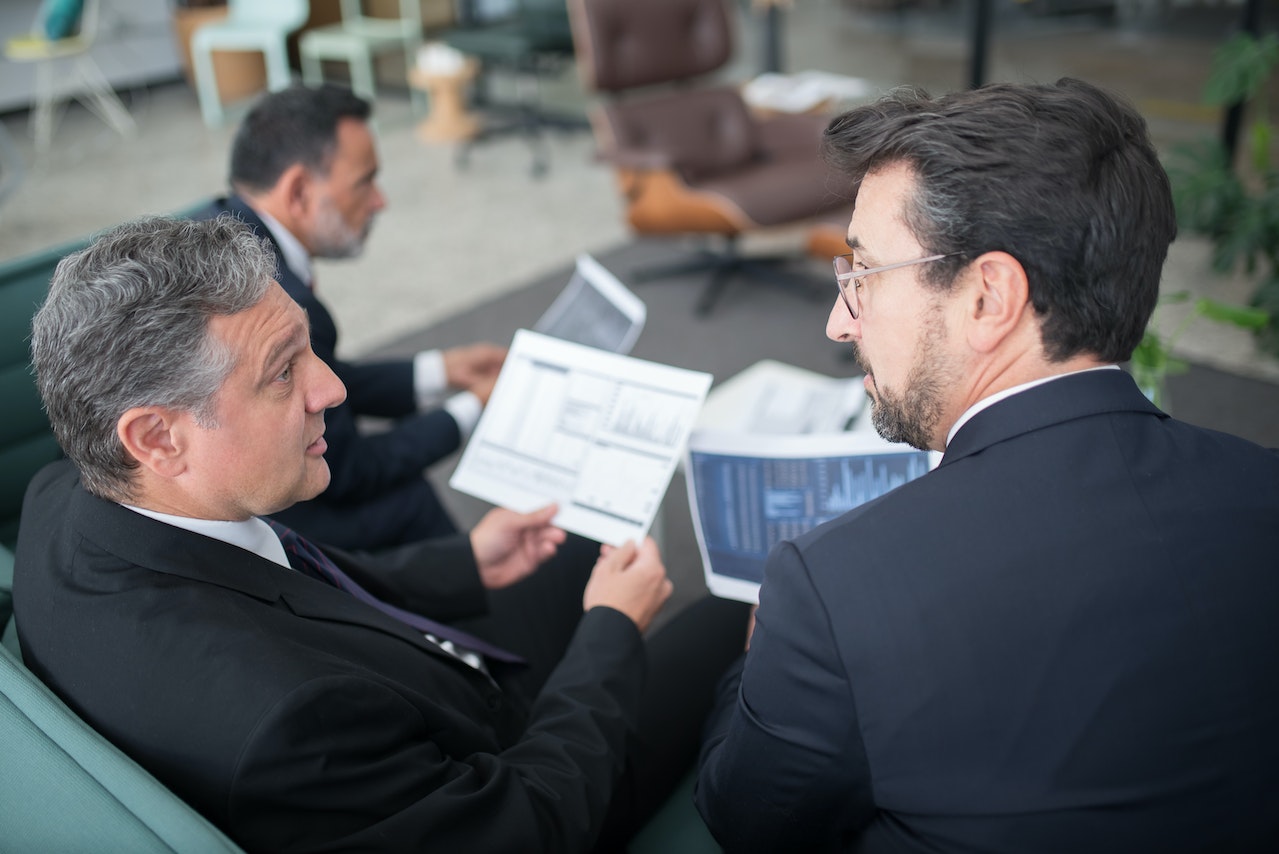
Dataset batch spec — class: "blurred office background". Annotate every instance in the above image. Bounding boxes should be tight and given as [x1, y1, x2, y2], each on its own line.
[1, 0, 1275, 372]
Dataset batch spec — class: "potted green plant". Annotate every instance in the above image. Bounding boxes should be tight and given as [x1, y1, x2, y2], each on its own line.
[1131, 291, 1269, 410]
[1165, 31, 1279, 355]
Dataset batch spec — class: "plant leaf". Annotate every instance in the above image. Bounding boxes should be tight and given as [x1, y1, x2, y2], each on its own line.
[1204, 33, 1279, 106]
[1250, 120, 1273, 174]
[1166, 140, 1244, 234]
[1130, 331, 1166, 371]
[1194, 297, 1271, 329]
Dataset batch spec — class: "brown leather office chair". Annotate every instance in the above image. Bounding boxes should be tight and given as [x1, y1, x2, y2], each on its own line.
[567, 0, 852, 316]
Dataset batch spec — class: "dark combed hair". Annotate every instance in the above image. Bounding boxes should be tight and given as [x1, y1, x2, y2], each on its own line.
[822, 77, 1177, 363]
[228, 84, 372, 193]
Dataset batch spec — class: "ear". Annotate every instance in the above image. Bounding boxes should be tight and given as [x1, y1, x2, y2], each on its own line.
[964, 251, 1031, 354]
[277, 162, 318, 221]
[116, 406, 189, 479]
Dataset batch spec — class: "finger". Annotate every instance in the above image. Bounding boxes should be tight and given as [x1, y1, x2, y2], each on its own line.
[636, 537, 662, 562]
[526, 503, 559, 525]
[597, 540, 637, 572]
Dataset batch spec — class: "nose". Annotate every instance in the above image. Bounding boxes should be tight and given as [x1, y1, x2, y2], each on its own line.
[370, 183, 387, 213]
[306, 351, 347, 412]
[826, 295, 858, 342]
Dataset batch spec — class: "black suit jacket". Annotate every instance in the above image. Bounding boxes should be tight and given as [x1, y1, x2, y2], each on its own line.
[697, 370, 1279, 852]
[195, 196, 461, 547]
[15, 461, 645, 853]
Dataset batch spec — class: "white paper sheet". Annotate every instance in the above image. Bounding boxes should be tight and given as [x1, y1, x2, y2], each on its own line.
[741, 70, 874, 113]
[450, 330, 712, 545]
[696, 359, 867, 434]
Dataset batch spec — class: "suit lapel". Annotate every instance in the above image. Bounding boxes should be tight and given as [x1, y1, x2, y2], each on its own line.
[940, 370, 1165, 467]
[68, 485, 478, 672]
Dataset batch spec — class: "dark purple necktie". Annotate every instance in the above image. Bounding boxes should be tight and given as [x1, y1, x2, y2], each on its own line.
[266, 520, 523, 664]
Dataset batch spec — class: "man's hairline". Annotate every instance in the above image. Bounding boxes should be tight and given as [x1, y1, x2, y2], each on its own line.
[232, 115, 371, 197]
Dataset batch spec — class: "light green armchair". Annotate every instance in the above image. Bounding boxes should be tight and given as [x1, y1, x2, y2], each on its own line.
[1, 547, 245, 852]
[0, 239, 76, 551]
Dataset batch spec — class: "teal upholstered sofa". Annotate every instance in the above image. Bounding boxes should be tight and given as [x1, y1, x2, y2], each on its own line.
[1, 543, 245, 852]
[0, 238, 246, 851]
[0, 239, 78, 550]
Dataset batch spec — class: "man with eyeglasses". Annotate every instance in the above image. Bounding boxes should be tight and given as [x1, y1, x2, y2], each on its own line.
[696, 78, 1279, 852]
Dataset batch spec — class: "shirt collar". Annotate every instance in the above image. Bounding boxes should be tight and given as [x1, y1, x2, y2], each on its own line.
[255, 208, 314, 289]
[119, 504, 290, 569]
[945, 365, 1122, 447]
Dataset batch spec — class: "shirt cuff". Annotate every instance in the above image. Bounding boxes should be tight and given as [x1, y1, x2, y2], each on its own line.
[413, 349, 448, 409]
[444, 392, 482, 441]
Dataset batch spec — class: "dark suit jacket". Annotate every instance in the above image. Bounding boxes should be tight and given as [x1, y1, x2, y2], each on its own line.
[697, 369, 1279, 852]
[15, 461, 645, 853]
[195, 196, 461, 548]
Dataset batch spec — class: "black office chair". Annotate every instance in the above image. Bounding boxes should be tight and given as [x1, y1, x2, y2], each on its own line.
[442, 0, 586, 177]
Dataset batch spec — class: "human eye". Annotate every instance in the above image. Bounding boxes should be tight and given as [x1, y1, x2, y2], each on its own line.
[851, 265, 869, 290]
[275, 360, 294, 384]
[852, 258, 871, 281]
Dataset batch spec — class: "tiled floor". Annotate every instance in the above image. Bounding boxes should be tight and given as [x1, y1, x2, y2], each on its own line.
[1, 0, 1275, 379]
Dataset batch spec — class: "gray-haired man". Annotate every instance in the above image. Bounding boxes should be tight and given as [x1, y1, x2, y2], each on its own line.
[17, 215, 748, 853]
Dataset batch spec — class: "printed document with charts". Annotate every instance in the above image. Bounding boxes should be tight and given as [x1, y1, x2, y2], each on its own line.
[450, 330, 712, 545]
[686, 431, 937, 604]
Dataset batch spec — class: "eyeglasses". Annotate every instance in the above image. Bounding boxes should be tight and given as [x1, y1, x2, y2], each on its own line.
[833, 252, 966, 319]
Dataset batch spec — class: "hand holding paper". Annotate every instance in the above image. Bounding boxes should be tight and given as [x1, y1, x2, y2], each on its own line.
[583, 538, 673, 632]
[469, 504, 566, 589]
[443, 343, 507, 391]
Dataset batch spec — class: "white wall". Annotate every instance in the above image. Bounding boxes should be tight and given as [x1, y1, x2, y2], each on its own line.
[0, 0, 181, 114]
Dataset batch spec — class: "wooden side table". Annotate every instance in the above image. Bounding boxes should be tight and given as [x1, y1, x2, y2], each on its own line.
[408, 59, 481, 144]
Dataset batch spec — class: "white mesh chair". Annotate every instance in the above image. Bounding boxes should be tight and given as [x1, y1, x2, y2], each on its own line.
[300, 0, 423, 104]
[3, 0, 135, 151]
[190, 0, 310, 128]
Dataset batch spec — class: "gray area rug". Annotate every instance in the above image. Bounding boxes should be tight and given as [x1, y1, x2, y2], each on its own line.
[372, 238, 1279, 615]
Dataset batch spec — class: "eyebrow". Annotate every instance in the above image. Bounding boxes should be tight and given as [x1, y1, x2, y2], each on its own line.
[844, 236, 880, 267]
[262, 321, 310, 382]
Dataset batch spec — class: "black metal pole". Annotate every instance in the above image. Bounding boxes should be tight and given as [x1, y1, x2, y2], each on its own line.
[1221, 0, 1263, 166]
[762, 5, 784, 74]
[968, 0, 992, 89]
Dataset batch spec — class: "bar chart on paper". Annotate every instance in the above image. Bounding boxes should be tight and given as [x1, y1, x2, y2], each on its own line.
[451, 330, 711, 546]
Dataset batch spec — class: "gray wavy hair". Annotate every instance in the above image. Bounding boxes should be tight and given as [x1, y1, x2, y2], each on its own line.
[31, 215, 275, 501]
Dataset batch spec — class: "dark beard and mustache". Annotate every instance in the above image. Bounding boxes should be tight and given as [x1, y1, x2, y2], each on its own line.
[311, 199, 374, 260]
[849, 308, 952, 452]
